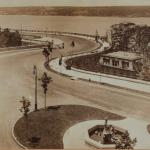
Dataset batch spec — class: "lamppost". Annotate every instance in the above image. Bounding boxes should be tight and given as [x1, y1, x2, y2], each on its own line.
[71, 40, 75, 48]
[59, 55, 62, 66]
[39, 72, 52, 110]
[59, 55, 63, 74]
[70, 40, 75, 57]
[68, 40, 75, 67]
[99, 66, 101, 85]
[95, 29, 100, 43]
[104, 116, 109, 127]
[45, 27, 48, 37]
[47, 41, 54, 59]
[33, 65, 38, 111]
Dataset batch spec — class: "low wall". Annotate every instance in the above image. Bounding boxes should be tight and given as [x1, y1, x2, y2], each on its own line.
[71, 66, 150, 93]
[85, 128, 116, 149]
[9, 28, 96, 40]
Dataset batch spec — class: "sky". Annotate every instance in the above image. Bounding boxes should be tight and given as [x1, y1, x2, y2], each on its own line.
[0, 0, 150, 7]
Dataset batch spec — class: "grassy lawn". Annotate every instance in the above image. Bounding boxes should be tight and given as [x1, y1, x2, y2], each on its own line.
[14, 105, 125, 149]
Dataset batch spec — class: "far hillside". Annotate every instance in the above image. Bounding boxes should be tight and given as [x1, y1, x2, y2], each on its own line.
[0, 6, 150, 17]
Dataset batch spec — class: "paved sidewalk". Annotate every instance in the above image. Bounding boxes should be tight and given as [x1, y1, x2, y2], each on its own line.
[50, 56, 150, 93]
[49, 39, 150, 93]
[63, 118, 150, 149]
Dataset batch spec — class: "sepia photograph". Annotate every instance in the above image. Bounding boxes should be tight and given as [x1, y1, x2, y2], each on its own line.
[0, 0, 150, 149]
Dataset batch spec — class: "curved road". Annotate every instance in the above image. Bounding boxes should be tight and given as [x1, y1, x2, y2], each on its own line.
[0, 35, 150, 148]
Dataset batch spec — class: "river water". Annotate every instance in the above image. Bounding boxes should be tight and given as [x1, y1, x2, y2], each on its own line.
[0, 15, 150, 35]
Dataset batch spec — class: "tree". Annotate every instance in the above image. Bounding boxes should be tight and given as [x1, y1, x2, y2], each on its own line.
[0, 28, 22, 47]
[39, 72, 52, 109]
[42, 48, 50, 62]
[20, 96, 31, 116]
[19, 96, 31, 140]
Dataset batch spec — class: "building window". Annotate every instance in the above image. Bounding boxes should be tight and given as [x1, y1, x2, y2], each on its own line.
[122, 61, 129, 69]
[103, 58, 110, 65]
[112, 59, 119, 66]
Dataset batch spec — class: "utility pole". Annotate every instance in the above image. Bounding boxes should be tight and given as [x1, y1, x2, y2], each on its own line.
[20, 24, 23, 38]
[33, 65, 38, 111]
[45, 27, 48, 37]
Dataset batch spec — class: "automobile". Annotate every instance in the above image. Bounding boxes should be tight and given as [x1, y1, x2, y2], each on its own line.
[66, 65, 72, 70]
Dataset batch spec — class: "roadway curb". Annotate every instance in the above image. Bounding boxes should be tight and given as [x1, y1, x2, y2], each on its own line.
[11, 121, 28, 149]
[48, 58, 150, 96]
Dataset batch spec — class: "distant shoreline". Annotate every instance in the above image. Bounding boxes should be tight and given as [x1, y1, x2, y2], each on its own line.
[0, 15, 149, 18]
[0, 6, 150, 17]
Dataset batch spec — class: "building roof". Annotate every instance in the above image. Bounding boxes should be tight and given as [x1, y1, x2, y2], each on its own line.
[102, 51, 142, 61]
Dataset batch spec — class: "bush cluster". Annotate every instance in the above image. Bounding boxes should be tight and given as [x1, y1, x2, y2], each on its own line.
[0, 28, 22, 47]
